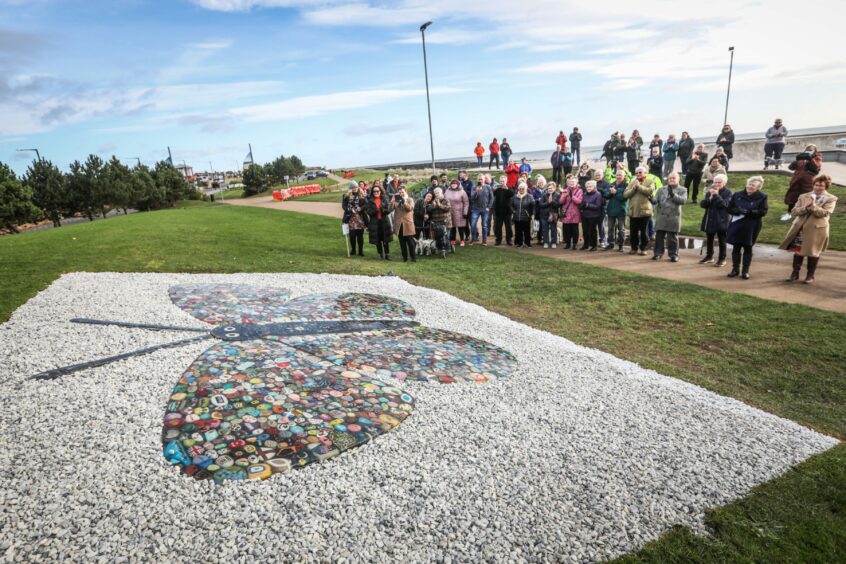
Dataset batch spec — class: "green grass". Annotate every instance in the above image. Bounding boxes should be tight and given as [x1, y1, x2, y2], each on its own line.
[680, 172, 846, 250]
[296, 190, 345, 202]
[333, 168, 386, 182]
[0, 204, 844, 562]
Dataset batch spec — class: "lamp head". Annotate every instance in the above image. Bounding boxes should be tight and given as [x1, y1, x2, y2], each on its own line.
[728, 46, 734, 51]
[420, 21, 432, 32]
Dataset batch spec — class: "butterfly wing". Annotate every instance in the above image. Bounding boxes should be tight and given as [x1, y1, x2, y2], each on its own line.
[271, 292, 416, 322]
[275, 326, 517, 384]
[169, 284, 293, 325]
[162, 339, 414, 482]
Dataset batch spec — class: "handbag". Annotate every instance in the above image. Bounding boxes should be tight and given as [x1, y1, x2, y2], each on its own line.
[531, 219, 540, 234]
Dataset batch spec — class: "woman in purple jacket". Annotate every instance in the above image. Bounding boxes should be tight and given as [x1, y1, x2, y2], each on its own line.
[580, 180, 604, 251]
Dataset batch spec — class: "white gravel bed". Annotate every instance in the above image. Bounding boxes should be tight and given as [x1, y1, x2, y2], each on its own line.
[0, 272, 837, 563]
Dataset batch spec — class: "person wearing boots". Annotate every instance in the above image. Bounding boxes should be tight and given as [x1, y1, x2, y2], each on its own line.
[365, 184, 393, 260]
[779, 174, 838, 284]
[698, 173, 732, 267]
[726, 176, 769, 279]
[391, 185, 417, 262]
[342, 182, 367, 257]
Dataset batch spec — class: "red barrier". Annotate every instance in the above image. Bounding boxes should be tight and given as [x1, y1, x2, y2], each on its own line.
[275, 184, 321, 202]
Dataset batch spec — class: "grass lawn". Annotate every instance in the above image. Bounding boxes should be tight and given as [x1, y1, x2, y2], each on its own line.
[0, 203, 844, 561]
[296, 190, 346, 202]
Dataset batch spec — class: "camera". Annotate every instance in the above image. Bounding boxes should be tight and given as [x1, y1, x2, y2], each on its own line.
[395, 194, 403, 203]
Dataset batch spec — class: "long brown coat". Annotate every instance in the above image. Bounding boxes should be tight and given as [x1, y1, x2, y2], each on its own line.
[391, 195, 416, 237]
[778, 191, 838, 257]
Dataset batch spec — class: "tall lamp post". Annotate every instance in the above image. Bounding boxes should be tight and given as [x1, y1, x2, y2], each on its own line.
[723, 46, 735, 127]
[420, 21, 436, 176]
[16, 148, 41, 161]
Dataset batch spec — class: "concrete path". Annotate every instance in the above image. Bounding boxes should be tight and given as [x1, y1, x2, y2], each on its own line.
[221, 197, 845, 314]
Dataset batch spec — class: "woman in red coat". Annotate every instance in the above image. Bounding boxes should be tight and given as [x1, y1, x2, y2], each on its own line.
[782, 144, 822, 220]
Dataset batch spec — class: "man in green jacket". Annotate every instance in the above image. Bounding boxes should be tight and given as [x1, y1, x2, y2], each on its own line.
[624, 166, 655, 255]
[601, 169, 629, 251]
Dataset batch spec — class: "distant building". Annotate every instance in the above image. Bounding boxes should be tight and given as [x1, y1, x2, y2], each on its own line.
[175, 164, 194, 181]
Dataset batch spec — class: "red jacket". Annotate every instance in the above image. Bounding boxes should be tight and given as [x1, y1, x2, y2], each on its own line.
[505, 163, 520, 188]
[489, 142, 500, 154]
[474, 144, 485, 156]
[555, 134, 568, 149]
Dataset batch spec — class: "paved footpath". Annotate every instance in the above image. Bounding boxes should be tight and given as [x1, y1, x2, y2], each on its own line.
[222, 197, 846, 314]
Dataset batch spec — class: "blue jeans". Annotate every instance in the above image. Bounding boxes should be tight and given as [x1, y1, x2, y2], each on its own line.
[470, 209, 490, 242]
[541, 218, 558, 245]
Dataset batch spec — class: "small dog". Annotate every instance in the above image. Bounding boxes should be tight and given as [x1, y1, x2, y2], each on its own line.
[416, 238, 438, 256]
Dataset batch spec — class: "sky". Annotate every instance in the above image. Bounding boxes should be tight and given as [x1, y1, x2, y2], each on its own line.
[2, 0, 846, 175]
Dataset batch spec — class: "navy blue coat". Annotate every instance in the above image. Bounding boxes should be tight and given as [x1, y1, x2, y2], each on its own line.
[726, 190, 768, 246]
[699, 187, 732, 233]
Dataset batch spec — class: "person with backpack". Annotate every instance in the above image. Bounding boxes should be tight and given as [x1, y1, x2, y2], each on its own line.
[550, 145, 565, 184]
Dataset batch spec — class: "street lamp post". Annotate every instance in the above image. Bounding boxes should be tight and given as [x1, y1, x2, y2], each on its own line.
[419, 21, 436, 176]
[16, 148, 41, 161]
[723, 46, 735, 127]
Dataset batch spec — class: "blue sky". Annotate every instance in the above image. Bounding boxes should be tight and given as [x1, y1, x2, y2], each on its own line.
[2, 0, 845, 175]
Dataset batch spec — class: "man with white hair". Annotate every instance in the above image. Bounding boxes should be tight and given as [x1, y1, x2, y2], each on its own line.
[698, 173, 732, 266]
[652, 171, 687, 262]
[601, 169, 629, 252]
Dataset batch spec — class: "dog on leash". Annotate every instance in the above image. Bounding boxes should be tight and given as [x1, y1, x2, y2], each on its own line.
[415, 238, 438, 256]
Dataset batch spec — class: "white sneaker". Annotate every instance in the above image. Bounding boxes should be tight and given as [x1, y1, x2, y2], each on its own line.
[551, 244, 557, 249]
[543, 243, 549, 249]
[780, 213, 791, 221]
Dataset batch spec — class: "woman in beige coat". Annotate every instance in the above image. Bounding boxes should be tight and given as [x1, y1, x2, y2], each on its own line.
[779, 174, 838, 283]
[391, 185, 417, 262]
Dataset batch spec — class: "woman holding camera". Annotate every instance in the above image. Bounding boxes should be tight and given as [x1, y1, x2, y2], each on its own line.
[342, 182, 367, 257]
[783, 144, 822, 219]
[779, 174, 837, 283]
[726, 176, 768, 279]
[365, 184, 394, 260]
[698, 173, 732, 267]
[392, 185, 417, 263]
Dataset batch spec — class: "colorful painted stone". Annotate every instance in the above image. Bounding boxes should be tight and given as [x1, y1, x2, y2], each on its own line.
[162, 284, 517, 483]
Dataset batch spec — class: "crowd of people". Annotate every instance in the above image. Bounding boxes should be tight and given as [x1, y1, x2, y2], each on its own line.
[342, 120, 837, 283]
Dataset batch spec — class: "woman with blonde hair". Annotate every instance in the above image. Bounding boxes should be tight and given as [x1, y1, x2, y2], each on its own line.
[779, 174, 838, 283]
[726, 175, 769, 279]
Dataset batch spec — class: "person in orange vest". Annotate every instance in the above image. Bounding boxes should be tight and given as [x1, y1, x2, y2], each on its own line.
[474, 142, 485, 167]
[489, 138, 500, 170]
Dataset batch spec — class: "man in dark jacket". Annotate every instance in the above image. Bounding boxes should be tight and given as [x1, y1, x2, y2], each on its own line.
[716, 125, 735, 169]
[493, 179, 514, 245]
[677, 132, 695, 175]
[569, 127, 582, 165]
[550, 145, 564, 184]
[699, 173, 732, 266]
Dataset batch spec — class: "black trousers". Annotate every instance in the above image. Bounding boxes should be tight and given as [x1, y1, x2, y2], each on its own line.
[349, 229, 364, 255]
[764, 143, 784, 161]
[628, 160, 639, 175]
[489, 154, 500, 169]
[552, 167, 562, 183]
[514, 220, 531, 246]
[573, 147, 580, 164]
[562, 223, 579, 248]
[705, 231, 726, 260]
[398, 225, 416, 261]
[374, 221, 390, 256]
[630, 217, 650, 251]
[684, 172, 702, 201]
[494, 213, 513, 244]
[732, 244, 753, 271]
[582, 217, 600, 249]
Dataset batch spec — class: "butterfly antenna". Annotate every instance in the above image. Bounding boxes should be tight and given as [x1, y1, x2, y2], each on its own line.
[31, 334, 214, 380]
[71, 318, 210, 333]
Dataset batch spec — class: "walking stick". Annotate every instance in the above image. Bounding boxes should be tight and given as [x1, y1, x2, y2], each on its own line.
[342, 223, 351, 257]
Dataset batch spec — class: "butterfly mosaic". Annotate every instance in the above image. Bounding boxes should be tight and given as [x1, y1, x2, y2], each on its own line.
[34, 284, 517, 483]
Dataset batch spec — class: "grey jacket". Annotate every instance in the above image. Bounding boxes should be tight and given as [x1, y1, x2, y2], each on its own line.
[469, 184, 494, 212]
[653, 184, 687, 232]
[765, 125, 788, 144]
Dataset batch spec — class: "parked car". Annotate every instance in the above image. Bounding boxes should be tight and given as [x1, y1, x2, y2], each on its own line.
[316, 170, 329, 178]
[835, 138, 846, 148]
[305, 171, 316, 180]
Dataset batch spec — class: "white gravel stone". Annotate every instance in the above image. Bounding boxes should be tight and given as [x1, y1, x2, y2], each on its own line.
[0, 272, 837, 563]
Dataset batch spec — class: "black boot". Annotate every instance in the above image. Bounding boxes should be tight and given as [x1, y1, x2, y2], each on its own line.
[741, 247, 753, 279]
[805, 257, 819, 284]
[788, 255, 803, 281]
